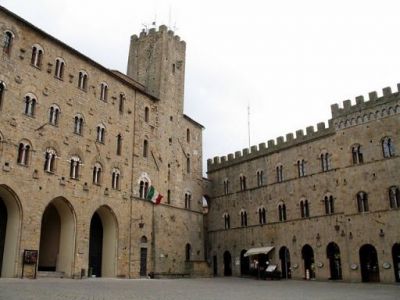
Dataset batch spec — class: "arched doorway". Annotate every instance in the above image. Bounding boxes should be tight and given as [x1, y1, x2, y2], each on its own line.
[327, 242, 342, 280]
[213, 255, 217, 276]
[38, 197, 75, 277]
[359, 244, 380, 282]
[0, 185, 22, 278]
[302, 244, 315, 279]
[393, 243, 400, 282]
[223, 251, 232, 276]
[185, 243, 191, 261]
[240, 249, 250, 276]
[279, 246, 291, 279]
[139, 236, 148, 277]
[88, 206, 118, 277]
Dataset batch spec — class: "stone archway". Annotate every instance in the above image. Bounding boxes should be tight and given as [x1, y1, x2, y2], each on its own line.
[327, 242, 342, 280]
[38, 197, 76, 277]
[279, 246, 291, 279]
[223, 251, 232, 276]
[0, 185, 22, 278]
[302, 244, 315, 279]
[359, 244, 380, 282]
[240, 249, 250, 276]
[88, 206, 118, 278]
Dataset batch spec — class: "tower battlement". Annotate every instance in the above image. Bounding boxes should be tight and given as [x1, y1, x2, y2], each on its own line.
[130, 25, 186, 48]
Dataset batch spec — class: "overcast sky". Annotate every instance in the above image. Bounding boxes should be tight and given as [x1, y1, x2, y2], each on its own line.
[2, 0, 400, 171]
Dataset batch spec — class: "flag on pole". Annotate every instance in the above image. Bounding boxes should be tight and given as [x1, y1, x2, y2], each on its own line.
[146, 185, 163, 205]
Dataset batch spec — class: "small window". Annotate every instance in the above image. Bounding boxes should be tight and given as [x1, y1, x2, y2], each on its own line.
[185, 192, 191, 209]
[116, 134, 122, 156]
[258, 207, 266, 224]
[0, 81, 5, 109]
[17, 141, 30, 165]
[139, 180, 149, 199]
[186, 128, 190, 143]
[111, 168, 120, 190]
[389, 186, 400, 209]
[240, 210, 248, 227]
[300, 199, 310, 218]
[382, 137, 395, 158]
[144, 107, 149, 122]
[223, 213, 230, 229]
[186, 156, 190, 174]
[49, 104, 60, 126]
[172, 63, 176, 74]
[100, 82, 108, 101]
[143, 139, 148, 157]
[31, 44, 43, 68]
[239, 175, 247, 191]
[74, 114, 84, 135]
[357, 191, 369, 213]
[324, 195, 334, 214]
[69, 156, 81, 179]
[92, 162, 102, 185]
[44, 148, 57, 173]
[167, 189, 171, 204]
[119, 94, 124, 113]
[3, 31, 13, 55]
[351, 144, 363, 164]
[78, 71, 88, 90]
[54, 58, 65, 79]
[320, 152, 330, 172]
[223, 178, 229, 195]
[278, 204, 287, 221]
[24, 94, 36, 117]
[256, 170, 264, 186]
[297, 159, 305, 177]
[96, 124, 105, 143]
[276, 165, 283, 182]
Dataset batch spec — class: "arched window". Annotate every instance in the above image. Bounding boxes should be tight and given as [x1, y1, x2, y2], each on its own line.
[186, 128, 190, 143]
[0, 81, 5, 109]
[100, 82, 108, 101]
[31, 44, 43, 68]
[78, 70, 88, 90]
[49, 104, 60, 125]
[119, 93, 124, 113]
[324, 194, 334, 214]
[44, 148, 57, 173]
[96, 124, 105, 143]
[3, 31, 13, 55]
[352, 144, 364, 164]
[167, 189, 171, 204]
[321, 152, 330, 172]
[256, 170, 264, 186]
[24, 94, 36, 116]
[54, 58, 65, 79]
[382, 137, 395, 158]
[17, 141, 31, 165]
[240, 210, 248, 227]
[239, 175, 247, 191]
[116, 134, 122, 155]
[278, 203, 287, 221]
[258, 207, 266, 224]
[185, 243, 191, 261]
[276, 164, 283, 182]
[74, 114, 84, 135]
[186, 155, 190, 174]
[357, 191, 369, 212]
[297, 159, 305, 177]
[223, 213, 230, 229]
[112, 168, 120, 190]
[223, 178, 229, 195]
[300, 199, 310, 218]
[139, 180, 149, 199]
[389, 186, 400, 209]
[92, 162, 102, 185]
[143, 139, 148, 157]
[144, 107, 149, 122]
[185, 192, 191, 209]
[69, 156, 81, 179]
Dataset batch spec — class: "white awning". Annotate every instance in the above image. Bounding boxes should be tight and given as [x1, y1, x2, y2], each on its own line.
[244, 246, 274, 257]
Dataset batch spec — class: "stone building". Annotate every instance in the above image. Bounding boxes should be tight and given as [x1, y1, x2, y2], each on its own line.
[0, 6, 207, 279]
[206, 85, 400, 283]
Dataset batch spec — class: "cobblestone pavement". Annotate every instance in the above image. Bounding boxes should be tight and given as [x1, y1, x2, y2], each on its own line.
[0, 277, 399, 300]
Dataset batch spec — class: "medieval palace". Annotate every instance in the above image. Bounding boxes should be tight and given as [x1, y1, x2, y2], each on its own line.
[0, 5, 399, 283]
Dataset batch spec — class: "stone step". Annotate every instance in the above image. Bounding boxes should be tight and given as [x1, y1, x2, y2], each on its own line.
[37, 271, 65, 278]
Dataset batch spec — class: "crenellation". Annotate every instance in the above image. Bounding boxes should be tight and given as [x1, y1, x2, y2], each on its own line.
[250, 145, 258, 153]
[343, 99, 352, 110]
[158, 25, 167, 32]
[221, 156, 227, 163]
[267, 140, 275, 148]
[242, 148, 250, 155]
[355, 95, 364, 105]
[149, 28, 156, 34]
[306, 126, 314, 135]
[276, 136, 284, 145]
[140, 29, 146, 37]
[368, 91, 378, 101]
[259, 143, 266, 150]
[296, 129, 304, 138]
[213, 156, 220, 164]
[235, 151, 241, 158]
[286, 133, 294, 142]
[382, 86, 392, 97]
[227, 153, 234, 161]
[167, 30, 174, 36]
[316, 122, 325, 131]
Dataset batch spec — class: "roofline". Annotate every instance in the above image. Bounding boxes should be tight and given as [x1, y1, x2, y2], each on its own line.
[183, 114, 205, 129]
[0, 5, 158, 100]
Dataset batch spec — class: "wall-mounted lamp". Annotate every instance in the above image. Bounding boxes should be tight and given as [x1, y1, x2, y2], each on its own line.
[379, 229, 385, 237]
[349, 232, 353, 240]
[316, 233, 321, 241]
[292, 235, 297, 243]
[132, 215, 144, 228]
[341, 230, 346, 237]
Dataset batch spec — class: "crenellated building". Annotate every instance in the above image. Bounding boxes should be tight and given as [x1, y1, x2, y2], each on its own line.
[206, 85, 400, 283]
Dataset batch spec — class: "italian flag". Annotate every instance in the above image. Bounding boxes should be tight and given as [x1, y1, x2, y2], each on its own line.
[146, 186, 163, 205]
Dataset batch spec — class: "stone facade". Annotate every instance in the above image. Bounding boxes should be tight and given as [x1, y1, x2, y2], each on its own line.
[206, 86, 400, 283]
[0, 6, 207, 279]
